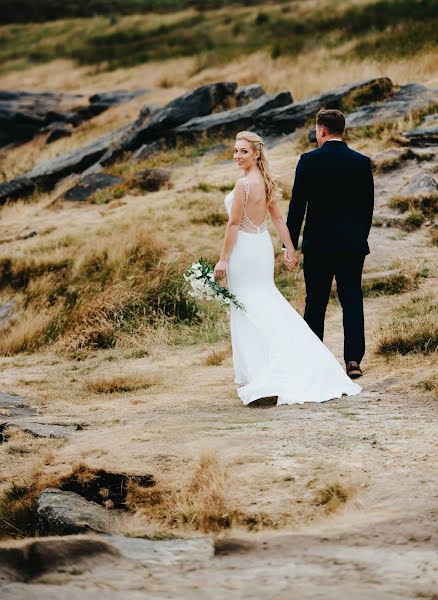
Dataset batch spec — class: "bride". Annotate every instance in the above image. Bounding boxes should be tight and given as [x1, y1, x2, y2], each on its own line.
[213, 131, 361, 406]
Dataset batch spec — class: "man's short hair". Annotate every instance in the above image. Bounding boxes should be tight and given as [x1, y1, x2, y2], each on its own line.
[316, 109, 345, 135]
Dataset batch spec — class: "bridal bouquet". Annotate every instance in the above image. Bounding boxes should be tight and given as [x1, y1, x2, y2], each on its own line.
[185, 258, 245, 311]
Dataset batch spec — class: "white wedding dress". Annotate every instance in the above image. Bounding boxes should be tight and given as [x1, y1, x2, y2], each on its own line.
[224, 177, 362, 406]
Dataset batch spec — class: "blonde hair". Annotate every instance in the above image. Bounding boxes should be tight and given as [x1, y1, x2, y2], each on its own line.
[235, 130, 280, 205]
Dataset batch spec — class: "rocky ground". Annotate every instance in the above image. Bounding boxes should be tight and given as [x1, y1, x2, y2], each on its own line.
[0, 69, 437, 598]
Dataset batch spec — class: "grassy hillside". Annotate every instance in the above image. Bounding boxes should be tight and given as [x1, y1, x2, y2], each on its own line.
[0, 0, 277, 24]
[0, 0, 436, 73]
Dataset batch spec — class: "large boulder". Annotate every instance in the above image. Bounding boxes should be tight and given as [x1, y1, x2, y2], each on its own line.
[37, 488, 122, 535]
[346, 83, 437, 129]
[61, 173, 124, 202]
[175, 92, 292, 142]
[257, 78, 393, 134]
[100, 82, 237, 165]
[400, 173, 438, 198]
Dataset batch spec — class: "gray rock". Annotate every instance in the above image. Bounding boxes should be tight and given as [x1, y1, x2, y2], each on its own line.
[131, 168, 171, 192]
[24, 125, 129, 191]
[0, 177, 36, 205]
[61, 173, 124, 202]
[101, 533, 214, 565]
[401, 173, 438, 197]
[258, 78, 393, 134]
[0, 392, 36, 419]
[403, 125, 438, 147]
[2, 421, 80, 438]
[131, 140, 163, 162]
[0, 89, 143, 148]
[175, 92, 292, 141]
[0, 535, 122, 583]
[0, 300, 15, 329]
[100, 82, 237, 165]
[235, 84, 265, 105]
[37, 488, 122, 535]
[346, 83, 437, 129]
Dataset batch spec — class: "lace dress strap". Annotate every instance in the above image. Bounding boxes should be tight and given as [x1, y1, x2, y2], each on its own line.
[239, 177, 267, 234]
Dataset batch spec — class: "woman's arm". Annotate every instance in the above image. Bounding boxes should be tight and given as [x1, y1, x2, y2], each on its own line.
[268, 201, 299, 270]
[214, 179, 245, 279]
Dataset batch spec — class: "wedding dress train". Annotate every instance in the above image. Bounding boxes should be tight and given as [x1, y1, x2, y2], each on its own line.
[225, 177, 362, 406]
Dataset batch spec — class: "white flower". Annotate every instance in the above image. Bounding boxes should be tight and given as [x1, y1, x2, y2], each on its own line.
[224, 298, 230, 304]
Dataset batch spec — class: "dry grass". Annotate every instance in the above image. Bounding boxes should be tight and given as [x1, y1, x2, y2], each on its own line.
[127, 451, 277, 534]
[416, 373, 438, 399]
[203, 346, 231, 366]
[389, 193, 438, 218]
[313, 480, 355, 514]
[373, 149, 435, 173]
[127, 451, 231, 532]
[377, 293, 438, 356]
[362, 269, 420, 297]
[83, 370, 160, 394]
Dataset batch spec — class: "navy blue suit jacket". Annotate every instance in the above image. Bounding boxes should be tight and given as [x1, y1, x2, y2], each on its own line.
[286, 141, 374, 255]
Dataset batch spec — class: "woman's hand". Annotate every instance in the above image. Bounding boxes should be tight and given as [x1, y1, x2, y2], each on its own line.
[284, 249, 299, 271]
[214, 259, 228, 280]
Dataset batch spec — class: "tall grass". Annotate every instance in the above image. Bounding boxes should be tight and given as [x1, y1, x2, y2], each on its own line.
[0, 223, 200, 355]
[377, 293, 438, 355]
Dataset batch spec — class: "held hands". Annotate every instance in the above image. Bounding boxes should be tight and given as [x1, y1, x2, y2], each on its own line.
[213, 259, 228, 280]
[283, 249, 299, 271]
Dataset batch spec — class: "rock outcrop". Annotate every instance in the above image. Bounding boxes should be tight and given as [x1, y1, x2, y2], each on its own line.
[345, 84, 437, 129]
[175, 92, 292, 142]
[100, 82, 238, 165]
[0, 88, 149, 148]
[257, 78, 393, 134]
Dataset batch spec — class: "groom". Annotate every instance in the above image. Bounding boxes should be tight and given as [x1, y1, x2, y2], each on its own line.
[285, 109, 374, 378]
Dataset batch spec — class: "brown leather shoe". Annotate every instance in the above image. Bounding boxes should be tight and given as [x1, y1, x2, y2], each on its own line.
[346, 361, 363, 379]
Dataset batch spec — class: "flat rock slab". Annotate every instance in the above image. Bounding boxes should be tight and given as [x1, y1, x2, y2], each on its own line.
[37, 489, 123, 536]
[0, 392, 36, 419]
[101, 533, 214, 566]
[1, 421, 80, 438]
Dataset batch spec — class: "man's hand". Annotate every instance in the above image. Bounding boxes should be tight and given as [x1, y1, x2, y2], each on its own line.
[283, 249, 299, 271]
[213, 259, 227, 280]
